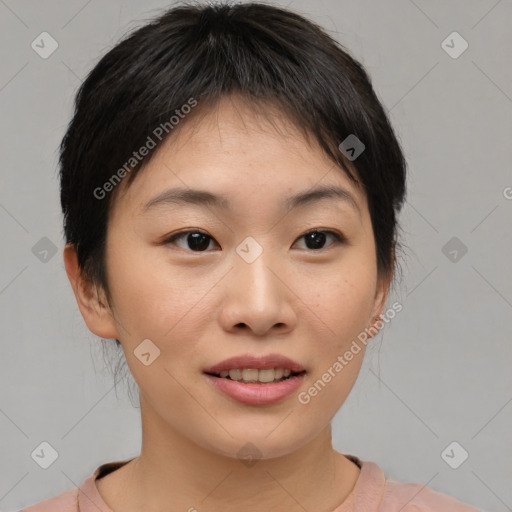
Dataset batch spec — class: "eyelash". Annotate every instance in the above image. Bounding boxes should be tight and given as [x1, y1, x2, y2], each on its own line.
[161, 228, 347, 252]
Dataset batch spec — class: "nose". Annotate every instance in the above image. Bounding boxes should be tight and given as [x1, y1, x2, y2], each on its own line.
[217, 249, 297, 337]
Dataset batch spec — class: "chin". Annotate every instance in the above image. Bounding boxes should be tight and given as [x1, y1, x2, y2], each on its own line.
[196, 425, 317, 462]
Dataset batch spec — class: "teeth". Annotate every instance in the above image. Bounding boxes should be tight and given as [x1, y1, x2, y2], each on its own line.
[229, 369, 242, 381]
[257, 369, 275, 383]
[242, 369, 259, 382]
[217, 368, 299, 383]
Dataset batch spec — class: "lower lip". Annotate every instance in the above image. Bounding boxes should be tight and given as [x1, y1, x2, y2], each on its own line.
[204, 373, 306, 406]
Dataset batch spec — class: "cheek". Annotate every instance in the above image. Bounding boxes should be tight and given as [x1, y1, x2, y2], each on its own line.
[299, 255, 376, 413]
[307, 266, 377, 352]
[106, 244, 214, 391]
[106, 243, 201, 336]
[303, 327, 366, 412]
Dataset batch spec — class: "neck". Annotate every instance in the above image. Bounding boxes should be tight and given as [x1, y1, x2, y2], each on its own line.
[98, 395, 361, 512]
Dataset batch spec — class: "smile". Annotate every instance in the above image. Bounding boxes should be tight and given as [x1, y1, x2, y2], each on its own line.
[204, 370, 306, 406]
[207, 367, 305, 383]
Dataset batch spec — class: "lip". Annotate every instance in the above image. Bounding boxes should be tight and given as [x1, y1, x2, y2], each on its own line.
[204, 372, 306, 406]
[203, 353, 306, 374]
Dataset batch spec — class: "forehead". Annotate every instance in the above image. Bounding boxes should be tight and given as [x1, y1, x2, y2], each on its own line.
[112, 96, 366, 219]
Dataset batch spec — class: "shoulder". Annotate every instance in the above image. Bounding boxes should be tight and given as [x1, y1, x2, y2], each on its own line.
[382, 479, 482, 512]
[20, 487, 78, 512]
[19, 459, 132, 512]
[348, 456, 481, 512]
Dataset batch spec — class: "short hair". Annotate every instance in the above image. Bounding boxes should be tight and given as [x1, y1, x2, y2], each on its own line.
[60, 1, 407, 321]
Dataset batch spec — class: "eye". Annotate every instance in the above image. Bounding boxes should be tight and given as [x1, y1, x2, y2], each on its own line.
[293, 229, 346, 251]
[162, 228, 346, 252]
[163, 230, 219, 252]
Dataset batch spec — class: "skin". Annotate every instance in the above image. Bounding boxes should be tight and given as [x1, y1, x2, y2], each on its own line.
[64, 95, 392, 512]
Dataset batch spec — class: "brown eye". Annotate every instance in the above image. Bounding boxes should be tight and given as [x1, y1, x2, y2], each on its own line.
[163, 230, 219, 252]
[294, 229, 346, 251]
[162, 228, 346, 253]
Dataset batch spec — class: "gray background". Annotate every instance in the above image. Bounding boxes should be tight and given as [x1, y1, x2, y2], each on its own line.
[1, 0, 511, 511]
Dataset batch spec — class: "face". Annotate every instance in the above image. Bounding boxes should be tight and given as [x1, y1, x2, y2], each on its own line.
[72, 96, 390, 460]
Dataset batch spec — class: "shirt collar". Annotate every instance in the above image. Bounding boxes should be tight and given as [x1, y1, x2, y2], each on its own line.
[77, 455, 386, 512]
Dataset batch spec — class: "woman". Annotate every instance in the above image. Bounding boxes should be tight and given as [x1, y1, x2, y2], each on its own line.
[23, 2, 480, 510]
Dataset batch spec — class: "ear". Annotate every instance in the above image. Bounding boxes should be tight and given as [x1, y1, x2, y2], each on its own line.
[63, 243, 119, 340]
[366, 268, 393, 340]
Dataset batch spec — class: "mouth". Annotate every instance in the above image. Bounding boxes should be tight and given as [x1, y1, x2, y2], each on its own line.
[204, 368, 307, 384]
[203, 367, 307, 406]
[203, 354, 307, 404]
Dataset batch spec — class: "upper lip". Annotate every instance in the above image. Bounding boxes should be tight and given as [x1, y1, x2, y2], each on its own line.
[203, 353, 306, 375]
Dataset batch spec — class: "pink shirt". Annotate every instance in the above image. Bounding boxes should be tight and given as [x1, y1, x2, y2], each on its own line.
[21, 455, 481, 511]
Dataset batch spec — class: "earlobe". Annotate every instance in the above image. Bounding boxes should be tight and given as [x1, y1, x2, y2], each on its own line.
[63, 244, 119, 340]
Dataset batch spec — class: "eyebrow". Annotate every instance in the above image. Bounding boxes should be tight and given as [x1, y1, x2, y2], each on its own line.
[141, 184, 361, 216]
